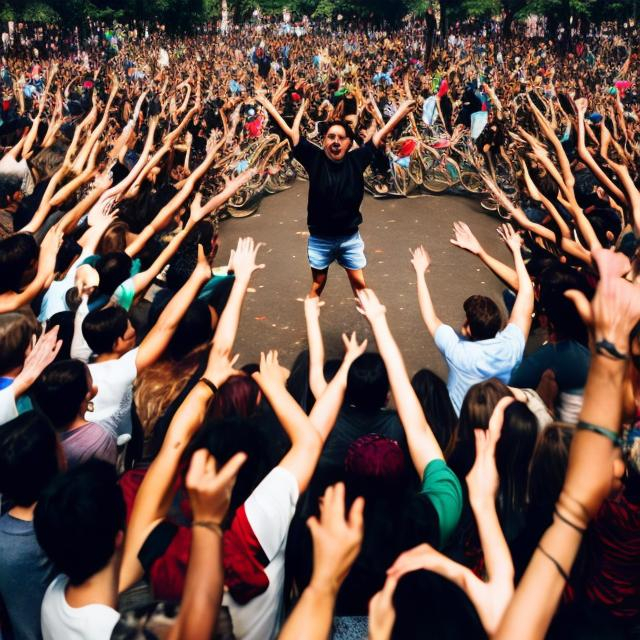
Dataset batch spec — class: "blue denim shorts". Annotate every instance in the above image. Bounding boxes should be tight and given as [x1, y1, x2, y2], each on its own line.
[307, 232, 367, 270]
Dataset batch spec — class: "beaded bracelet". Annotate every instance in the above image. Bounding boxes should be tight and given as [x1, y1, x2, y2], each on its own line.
[576, 420, 621, 447]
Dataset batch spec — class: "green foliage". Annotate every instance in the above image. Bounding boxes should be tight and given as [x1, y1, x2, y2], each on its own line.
[463, 0, 501, 16]
[0, 0, 637, 29]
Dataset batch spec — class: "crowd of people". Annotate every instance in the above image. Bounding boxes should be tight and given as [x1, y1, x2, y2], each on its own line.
[0, 12, 639, 640]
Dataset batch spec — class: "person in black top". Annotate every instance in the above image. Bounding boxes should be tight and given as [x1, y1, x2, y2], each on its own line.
[257, 92, 415, 297]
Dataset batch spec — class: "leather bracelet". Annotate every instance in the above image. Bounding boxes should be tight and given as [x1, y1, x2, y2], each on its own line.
[577, 420, 621, 447]
[554, 508, 587, 535]
[537, 544, 570, 582]
[595, 339, 629, 361]
[199, 377, 218, 395]
[192, 520, 223, 537]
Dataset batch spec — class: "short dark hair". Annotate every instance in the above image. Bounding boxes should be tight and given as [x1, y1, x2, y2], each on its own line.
[34, 460, 125, 586]
[0, 411, 59, 506]
[0, 233, 38, 293]
[33, 359, 89, 430]
[82, 306, 129, 355]
[0, 312, 37, 375]
[0, 174, 23, 204]
[94, 252, 132, 298]
[318, 119, 356, 142]
[463, 295, 502, 340]
[344, 352, 389, 411]
[538, 265, 592, 344]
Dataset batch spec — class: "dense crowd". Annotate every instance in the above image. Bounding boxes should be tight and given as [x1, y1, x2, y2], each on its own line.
[0, 13, 639, 640]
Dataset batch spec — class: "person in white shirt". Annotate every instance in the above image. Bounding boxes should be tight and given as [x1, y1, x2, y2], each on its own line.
[79, 245, 214, 437]
[35, 461, 124, 640]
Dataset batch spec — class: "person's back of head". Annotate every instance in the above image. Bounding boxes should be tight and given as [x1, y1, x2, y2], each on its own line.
[495, 401, 538, 532]
[94, 251, 133, 298]
[0, 411, 59, 507]
[34, 460, 125, 586]
[33, 359, 91, 431]
[528, 421, 573, 509]
[0, 174, 23, 208]
[82, 306, 129, 356]
[411, 368, 457, 457]
[0, 233, 38, 293]
[0, 311, 38, 376]
[451, 378, 513, 478]
[184, 415, 272, 528]
[147, 294, 213, 360]
[462, 294, 502, 341]
[538, 264, 592, 345]
[344, 352, 389, 412]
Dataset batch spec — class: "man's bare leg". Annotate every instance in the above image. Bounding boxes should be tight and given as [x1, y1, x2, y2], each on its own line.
[345, 268, 366, 295]
[309, 267, 329, 297]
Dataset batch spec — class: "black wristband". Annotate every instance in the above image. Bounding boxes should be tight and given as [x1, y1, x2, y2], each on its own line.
[595, 339, 629, 361]
[199, 377, 218, 395]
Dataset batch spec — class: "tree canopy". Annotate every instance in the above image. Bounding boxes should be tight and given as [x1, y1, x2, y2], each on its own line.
[1, 0, 637, 30]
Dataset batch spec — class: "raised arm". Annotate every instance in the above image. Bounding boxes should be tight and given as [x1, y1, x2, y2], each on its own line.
[252, 351, 323, 493]
[450, 221, 518, 291]
[210, 237, 264, 356]
[499, 224, 534, 339]
[357, 288, 444, 475]
[0, 225, 63, 314]
[167, 449, 246, 640]
[134, 245, 211, 372]
[307, 332, 367, 441]
[410, 245, 443, 338]
[119, 348, 240, 592]
[372, 100, 415, 148]
[256, 94, 302, 146]
[304, 295, 328, 398]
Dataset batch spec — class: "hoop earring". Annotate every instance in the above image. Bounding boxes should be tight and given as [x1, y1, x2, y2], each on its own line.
[87, 401, 95, 413]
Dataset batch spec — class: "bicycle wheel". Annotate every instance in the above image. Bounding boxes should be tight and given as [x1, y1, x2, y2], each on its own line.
[480, 197, 499, 212]
[459, 171, 487, 194]
[227, 190, 262, 218]
[422, 166, 452, 193]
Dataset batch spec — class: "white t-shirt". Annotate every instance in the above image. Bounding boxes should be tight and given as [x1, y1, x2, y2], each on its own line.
[39, 249, 94, 322]
[86, 348, 138, 437]
[435, 323, 525, 414]
[41, 574, 120, 640]
[223, 466, 299, 640]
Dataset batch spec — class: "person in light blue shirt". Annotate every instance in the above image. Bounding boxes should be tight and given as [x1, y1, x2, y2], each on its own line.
[410, 224, 535, 414]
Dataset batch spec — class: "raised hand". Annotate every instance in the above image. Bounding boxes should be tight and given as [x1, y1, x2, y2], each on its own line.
[565, 247, 640, 357]
[39, 223, 64, 273]
[467, 397, 513, 510]
[12, 327, 62, 396]
[341, 331, 368, 365]
[307, 483, 364, 594]
[497, 223, 522, 253]
[368, 576, 399, 640]
[203, 350, 241, 389]
[189, 192, 206, 223]
[193, 243, 213, 282]
[356, 288, 387, 322]
[186, 449, 247, 525]
[304, 294, 325, 320]
[228, 237, 265, 282]
[410, 245, 431, 274]
[87, 196, 117, 228]
[254, 350, 290, 387]
[450, 221, 482, 255]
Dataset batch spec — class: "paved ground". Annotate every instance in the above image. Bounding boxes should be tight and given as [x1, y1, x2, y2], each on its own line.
[218, 180, 512, 380]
